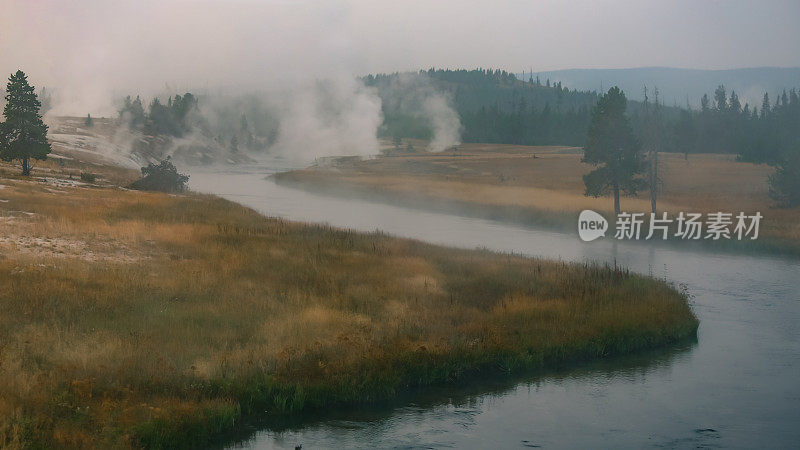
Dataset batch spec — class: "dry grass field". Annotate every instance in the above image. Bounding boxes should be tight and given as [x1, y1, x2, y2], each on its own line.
[277, 141, 800, 253]
[0, 153, 697, 447]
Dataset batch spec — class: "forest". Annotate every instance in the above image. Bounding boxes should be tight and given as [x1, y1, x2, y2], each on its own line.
[110, 68, 799, 169]
[366, 68, 800, 166]
[107, 68, 799, 205]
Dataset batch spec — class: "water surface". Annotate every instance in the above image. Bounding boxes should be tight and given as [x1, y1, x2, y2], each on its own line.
[189, 161, 800, 449]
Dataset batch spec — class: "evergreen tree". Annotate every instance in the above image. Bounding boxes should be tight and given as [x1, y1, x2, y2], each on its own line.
[673, 109, 696, 159]
[119, 95, 145, 129]
[147, 98, 175, 135]
[38, 86, 52, 115]
[714, 85, 728, 111]
[171, 93, 196, 124]
[728, 90, 741, 114]
[0, 70, 51, 176]
[85, 113, 94, 127]
[229, 135, 238, 153]
[769, 149, 800, 207]
[582, 87, 645, 214]
[129, 156, 189, 193]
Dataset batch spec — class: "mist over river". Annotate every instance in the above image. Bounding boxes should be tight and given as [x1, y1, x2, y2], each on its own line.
[189, 159, 800, 449]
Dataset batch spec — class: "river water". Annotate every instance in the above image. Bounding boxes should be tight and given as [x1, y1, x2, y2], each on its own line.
[188, 161, 800, 449]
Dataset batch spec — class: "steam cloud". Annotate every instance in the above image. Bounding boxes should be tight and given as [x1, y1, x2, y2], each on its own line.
[270, 78, 383, 164]
[378, 73, 462, 152]
[422, 94, 462, 152]
[0, 1, 464, 164]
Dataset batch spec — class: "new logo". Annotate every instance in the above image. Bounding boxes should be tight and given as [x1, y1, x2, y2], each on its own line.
[578, 210, 608, 242]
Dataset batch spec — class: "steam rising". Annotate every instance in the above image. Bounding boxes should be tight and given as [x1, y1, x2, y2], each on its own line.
[377, 74, 462, 152]
[422, 95, 461, 152]
[271, 78, 383, 164]
[0, 1, 466, 164]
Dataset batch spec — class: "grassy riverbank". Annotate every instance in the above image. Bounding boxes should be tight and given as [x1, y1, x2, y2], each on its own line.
[275, 142, 800, 256]
[0, 157, 697, 448]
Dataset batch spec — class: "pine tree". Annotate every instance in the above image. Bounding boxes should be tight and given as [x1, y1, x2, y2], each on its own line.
[728, 90, 741, 114]
[673, 109, 696, 160]
[0, 70, 51, 176]
[38, 86, 52, 114]
[714, 85, 727, 112]
[700, 94, 710, 112]
[229, 136, 238, 153]
[769, 149, 800, 207]
[761, 93, 771, 118]
[582, 87, 645, 215]
[119, 95, 145, 129]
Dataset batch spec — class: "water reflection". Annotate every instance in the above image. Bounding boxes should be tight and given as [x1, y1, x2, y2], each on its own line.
[188, 161, 800, 449]
[218, 341, 697, 449]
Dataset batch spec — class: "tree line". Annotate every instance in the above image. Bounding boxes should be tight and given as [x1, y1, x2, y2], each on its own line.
[364, 68, 599, 146]
[369, 68, 799, 162]
[368, 68, 800, 207]
[1, 68, 798, 206]
[117, 91, 273, 155]
[584, 85, 800, 211]
[664, 85, 800, 164]
[118, 93, 198, 137]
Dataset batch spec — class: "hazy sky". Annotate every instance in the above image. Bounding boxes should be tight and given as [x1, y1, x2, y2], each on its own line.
[2, 0, 799, 112]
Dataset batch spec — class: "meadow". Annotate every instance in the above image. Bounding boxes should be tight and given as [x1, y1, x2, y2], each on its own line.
[276, 141, 800, 254]
[0, 156, 697, 448]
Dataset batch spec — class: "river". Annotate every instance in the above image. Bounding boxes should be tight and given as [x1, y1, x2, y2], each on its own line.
[188, 160, 800, 449]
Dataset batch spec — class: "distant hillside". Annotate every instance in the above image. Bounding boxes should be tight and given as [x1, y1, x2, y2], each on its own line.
[521, 67, 800, 108]
[366, 68, 800, 163]
[364, 68, 601, 146]
[364, 68, 677, 147]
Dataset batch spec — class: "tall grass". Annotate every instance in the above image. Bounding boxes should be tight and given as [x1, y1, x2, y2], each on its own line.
[0, 177, 697, 448]
[278, 146, 800, 254]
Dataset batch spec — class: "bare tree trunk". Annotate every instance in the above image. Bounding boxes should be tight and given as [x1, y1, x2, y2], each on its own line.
[613, 184, 621, 215]
[649, 149, 658, 214]
[648, 87, 662, 214]
[21, 157, 30, 176]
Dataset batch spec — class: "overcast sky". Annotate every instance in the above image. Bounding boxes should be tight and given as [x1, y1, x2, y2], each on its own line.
[2, 0, 799, 110]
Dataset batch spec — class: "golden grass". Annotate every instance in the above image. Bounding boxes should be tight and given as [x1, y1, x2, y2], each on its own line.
[279, 142, 800, 250]
[0, 161, 697, 448]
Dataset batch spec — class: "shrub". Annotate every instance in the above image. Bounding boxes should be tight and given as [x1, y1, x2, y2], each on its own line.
[79, 172, 97, 183]
[129, 157, 189, 193]
[769, 150, 800, 208]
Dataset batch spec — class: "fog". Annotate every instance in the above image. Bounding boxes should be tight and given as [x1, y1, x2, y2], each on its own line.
[1, 1, 471, 162]
[1, 0, 799, 162]
[5, 1, 800, 106]
[374, 73, 461, 152]
[269, 78, 383, 163]
[3, 0, 799, 105]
